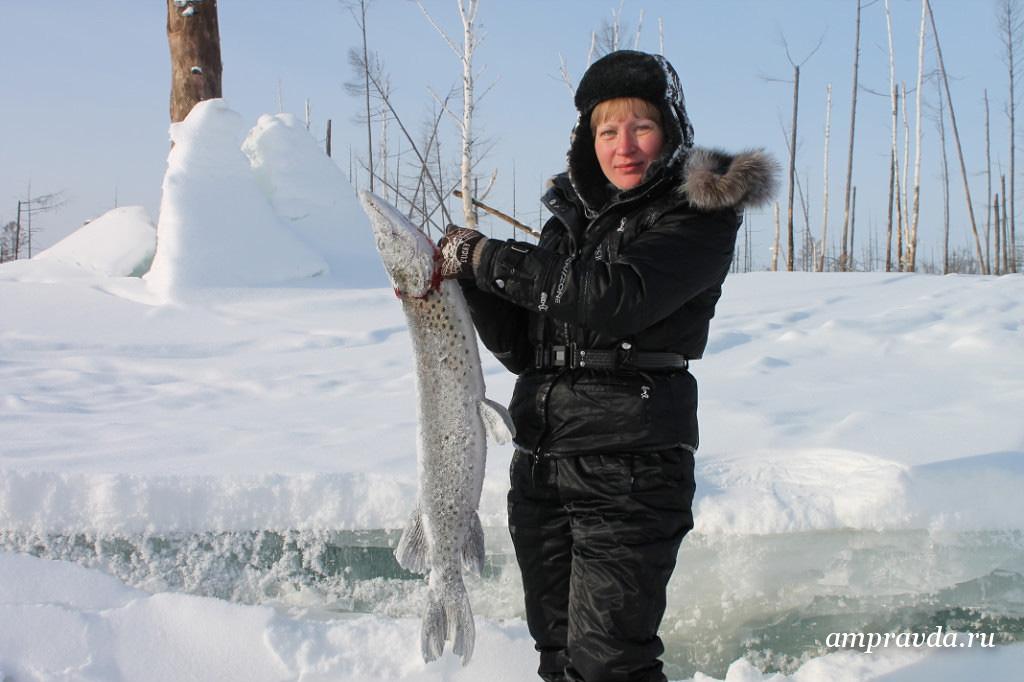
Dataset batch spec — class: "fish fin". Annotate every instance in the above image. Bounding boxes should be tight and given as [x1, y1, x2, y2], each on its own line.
[421, 584, 475, 665]
[449, 586, 476, 666]
[461, 512, 486, 576]
[421, 587, 447, 662]
[479, 398, 515, 444]
[395, 508, 429, 574]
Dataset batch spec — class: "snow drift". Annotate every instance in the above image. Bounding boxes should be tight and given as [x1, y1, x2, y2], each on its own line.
[34, 205, 156, 277]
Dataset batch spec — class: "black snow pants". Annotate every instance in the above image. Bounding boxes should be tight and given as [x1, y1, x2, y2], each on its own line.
[507, 446, 696, 682]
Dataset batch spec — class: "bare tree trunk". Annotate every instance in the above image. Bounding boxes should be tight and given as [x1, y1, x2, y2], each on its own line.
[885, 0, 898, 272]
[360, 2, 375, 191]
[786, 64, 799, 272]
[850, 185, 857, 270]
[909, 0, 926, 271]
[888, 83, 899, 272]
[985, 90, 993, 272]
[327, 119, 333, 158]
[995, 192, 1003, 274]
[1003, 173, 1011, 271]
[820, 83, 832, 272]
[418, 0, 482, 229]
[458, 0, 480, 228]
[937, 77, 952, 274]
[1004, 0, 1021, 272]
[14, 200, 22, 260]
[772, 201, 781, 272]
[900, 81, 912, 269]
[928, 0, 988, 273]
[840, 0, 862, 271]
[166, 0, 222, 123]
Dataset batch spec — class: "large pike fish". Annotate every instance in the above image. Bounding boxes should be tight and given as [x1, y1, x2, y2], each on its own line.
[358, 191, 513, 666]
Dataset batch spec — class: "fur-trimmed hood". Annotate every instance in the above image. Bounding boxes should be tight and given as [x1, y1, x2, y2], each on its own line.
[680, 147, 779, 211]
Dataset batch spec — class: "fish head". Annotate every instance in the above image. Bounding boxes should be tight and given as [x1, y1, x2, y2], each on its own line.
[359, 190, 439, 298]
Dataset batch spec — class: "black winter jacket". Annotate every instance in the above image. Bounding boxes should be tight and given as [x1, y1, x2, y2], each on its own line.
[462, 148, 776, 456]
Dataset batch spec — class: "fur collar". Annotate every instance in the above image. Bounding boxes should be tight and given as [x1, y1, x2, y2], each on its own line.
[680, 147, 779, 211]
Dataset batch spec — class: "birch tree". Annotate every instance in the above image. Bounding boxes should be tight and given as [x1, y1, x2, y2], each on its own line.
[166, 0, 222, 123]
[418, 0, 484, 229]
[908, 0, 927, 272]
[885, 0, 900, 272]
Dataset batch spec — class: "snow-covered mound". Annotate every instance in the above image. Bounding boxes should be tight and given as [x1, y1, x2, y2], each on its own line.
[243, 113, 387, 288]
[2, 549, 1021, 681]
[145, 99, 328, 299]
[34, 205, 156, 277]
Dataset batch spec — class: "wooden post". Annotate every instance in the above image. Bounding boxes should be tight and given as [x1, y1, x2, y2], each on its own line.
[166, 0, 223, 123]
[326, 119, 332, 158]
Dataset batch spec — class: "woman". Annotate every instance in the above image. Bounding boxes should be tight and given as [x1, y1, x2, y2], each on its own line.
[439, 50, 776, 682]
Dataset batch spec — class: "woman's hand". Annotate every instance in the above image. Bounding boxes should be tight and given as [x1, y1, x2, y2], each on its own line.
[438, 225, 486, 279]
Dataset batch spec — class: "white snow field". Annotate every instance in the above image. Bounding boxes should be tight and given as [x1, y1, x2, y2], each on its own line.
[1, 100, 1022, 680]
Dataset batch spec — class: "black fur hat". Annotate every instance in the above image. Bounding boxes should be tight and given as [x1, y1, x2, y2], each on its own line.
[568, 50, 695, 215]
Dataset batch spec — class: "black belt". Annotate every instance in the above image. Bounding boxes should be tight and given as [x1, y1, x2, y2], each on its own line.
[534, 343, 689, 371]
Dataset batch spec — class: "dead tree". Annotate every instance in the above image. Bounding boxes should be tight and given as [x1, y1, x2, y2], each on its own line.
[166, 0, 222, 123]
[928, 0, 988, 273]
[771, 201, 781, 271]
[1003, 173, 1011, 271]
[840, 0, 862, 271]
[770, 34, 823, 272]
[995, 191, 1003, 274]
[820, 83, 832, 272]
[986, 90, 993, 273]
[885, 0, 899, 272]
[909, 0, 927, 272]
[345, 0, 375, 191]
[900, 81, 911, 269]
[999, 0, 1023, 272]
[418, 0, 484, 229]
[935, 77, 952, 274]
[786, 64, 800, 271]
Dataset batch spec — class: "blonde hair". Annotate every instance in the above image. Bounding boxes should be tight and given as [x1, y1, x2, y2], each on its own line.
[590, 97, 662, 135]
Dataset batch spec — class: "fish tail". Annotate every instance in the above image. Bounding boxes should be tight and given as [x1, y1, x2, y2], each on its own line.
[421, 583, 476, 665]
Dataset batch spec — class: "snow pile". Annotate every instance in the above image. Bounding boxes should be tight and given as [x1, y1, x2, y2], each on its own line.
[34, 205, 156, 277]
[243, 113, 387, 287]
[3, 550, 1022, 682]
[144, 99, 328, 298]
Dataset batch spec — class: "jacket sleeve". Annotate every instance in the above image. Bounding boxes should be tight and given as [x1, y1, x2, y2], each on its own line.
[472, 208, 740, 339]
[458, 277, 533, 374]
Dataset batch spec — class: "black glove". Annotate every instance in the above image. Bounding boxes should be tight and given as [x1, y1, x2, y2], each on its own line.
[438, 224, 486, 279]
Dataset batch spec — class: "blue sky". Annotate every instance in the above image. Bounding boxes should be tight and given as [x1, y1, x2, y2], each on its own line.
[1, 0, 1015, 269]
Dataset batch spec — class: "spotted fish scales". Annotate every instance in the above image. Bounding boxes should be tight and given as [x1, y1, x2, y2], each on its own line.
[358, 191, 513, 666]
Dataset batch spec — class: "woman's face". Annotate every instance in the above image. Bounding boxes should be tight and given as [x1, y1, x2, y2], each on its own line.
[593, 111, 664, 190]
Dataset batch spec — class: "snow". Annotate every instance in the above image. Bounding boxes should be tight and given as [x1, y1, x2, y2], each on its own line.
[34, 205, 156, 277]
[1, 100, 1022, 680]
[145, 99, 329, 300]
